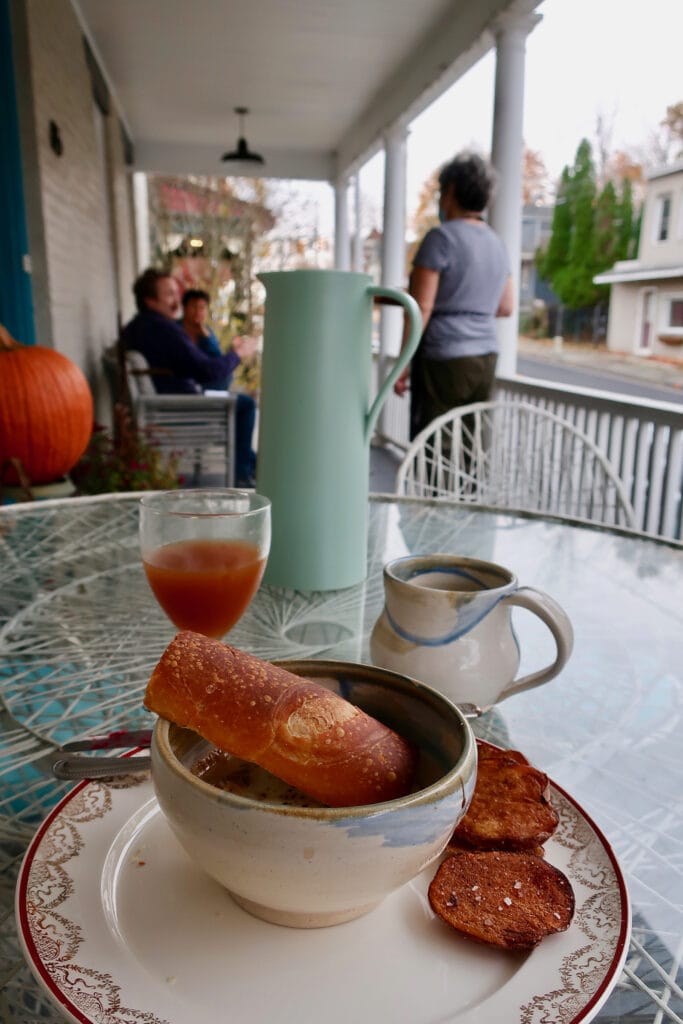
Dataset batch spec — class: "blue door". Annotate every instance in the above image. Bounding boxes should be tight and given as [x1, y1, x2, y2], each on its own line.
[0, 0, 35, 344]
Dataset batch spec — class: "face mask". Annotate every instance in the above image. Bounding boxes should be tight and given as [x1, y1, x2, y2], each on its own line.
[438, 206, 447, 224]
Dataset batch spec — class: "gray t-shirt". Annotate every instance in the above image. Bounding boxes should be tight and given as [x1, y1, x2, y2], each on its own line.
[413, 220, 510, 360]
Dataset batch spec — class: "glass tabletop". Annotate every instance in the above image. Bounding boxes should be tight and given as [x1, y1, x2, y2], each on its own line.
[0, 493, 681, 1023]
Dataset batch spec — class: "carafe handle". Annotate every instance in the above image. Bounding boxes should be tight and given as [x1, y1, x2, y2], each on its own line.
[497, 587, 574, 701]
[364, 287, 422, 444]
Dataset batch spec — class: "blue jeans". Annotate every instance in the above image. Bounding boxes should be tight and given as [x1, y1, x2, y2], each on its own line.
[235, 393, 257, 484]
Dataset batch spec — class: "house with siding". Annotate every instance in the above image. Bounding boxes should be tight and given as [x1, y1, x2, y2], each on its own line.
[594, 161, 683, 360]
[519, 203, 555, 311]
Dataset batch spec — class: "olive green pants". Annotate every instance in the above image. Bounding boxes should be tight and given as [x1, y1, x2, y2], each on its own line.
[410, 351, 498, 440]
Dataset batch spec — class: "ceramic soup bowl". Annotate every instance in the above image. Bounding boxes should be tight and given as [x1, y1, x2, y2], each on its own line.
[151, 660, 476, 929]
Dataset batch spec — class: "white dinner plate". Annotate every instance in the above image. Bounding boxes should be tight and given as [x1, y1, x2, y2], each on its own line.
[16, 765, 630, 1024]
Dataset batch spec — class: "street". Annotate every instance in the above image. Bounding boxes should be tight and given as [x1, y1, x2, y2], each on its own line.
[517, 353, 683, 406]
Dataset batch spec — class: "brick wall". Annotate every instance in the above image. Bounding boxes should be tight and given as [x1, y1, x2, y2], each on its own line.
[13, 0, 137, 421]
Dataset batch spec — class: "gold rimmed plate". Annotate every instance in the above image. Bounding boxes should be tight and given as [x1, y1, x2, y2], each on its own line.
[16, 733, 630, 1024]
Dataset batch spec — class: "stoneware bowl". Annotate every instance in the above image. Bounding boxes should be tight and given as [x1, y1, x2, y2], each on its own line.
[151, 660, 477, 929]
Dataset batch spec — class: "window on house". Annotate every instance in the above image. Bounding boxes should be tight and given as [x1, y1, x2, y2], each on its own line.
[656, 195, 672, 241]
[661, 296, 683, 341]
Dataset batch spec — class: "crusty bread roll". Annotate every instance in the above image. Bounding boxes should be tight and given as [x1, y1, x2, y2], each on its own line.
[144, 632, 417, 807]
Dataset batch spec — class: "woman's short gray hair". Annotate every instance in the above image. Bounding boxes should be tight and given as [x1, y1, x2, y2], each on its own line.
[438, 152, 498, 213]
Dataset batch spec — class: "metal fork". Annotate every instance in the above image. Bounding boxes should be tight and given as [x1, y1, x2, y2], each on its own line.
[46, 729, 153, 781]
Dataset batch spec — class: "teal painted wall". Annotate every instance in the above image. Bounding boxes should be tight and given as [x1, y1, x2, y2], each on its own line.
[0, 0, 36, 344]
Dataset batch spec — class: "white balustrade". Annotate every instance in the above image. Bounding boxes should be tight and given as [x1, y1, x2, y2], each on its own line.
[371, 356, 683, 543]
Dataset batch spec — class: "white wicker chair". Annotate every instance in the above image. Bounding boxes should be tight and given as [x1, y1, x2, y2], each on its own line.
[396, 400, 636, 529]
[123, 349, 237, 487]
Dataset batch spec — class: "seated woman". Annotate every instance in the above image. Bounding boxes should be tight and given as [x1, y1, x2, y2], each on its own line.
[180, 288, 258, 488]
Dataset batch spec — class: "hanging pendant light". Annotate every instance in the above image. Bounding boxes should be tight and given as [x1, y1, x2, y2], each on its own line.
[221, 107, 264, 165]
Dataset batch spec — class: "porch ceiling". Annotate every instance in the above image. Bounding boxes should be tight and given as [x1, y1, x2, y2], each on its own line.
[73, 0, 542, 181]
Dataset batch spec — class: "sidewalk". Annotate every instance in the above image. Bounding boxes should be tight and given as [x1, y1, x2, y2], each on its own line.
[518, 335, 683, 391]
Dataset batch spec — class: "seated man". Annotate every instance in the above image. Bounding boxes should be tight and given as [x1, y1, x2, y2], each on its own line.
[121, 269, 255, 486]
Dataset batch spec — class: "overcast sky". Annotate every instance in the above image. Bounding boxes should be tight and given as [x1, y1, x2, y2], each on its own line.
[358, 0, 681, 224]
[287, 0, 681, 239]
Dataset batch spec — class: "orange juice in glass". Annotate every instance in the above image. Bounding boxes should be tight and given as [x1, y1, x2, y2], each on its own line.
[140, 490, 271, 637]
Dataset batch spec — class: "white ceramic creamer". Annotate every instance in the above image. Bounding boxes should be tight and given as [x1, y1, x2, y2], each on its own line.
[370, 555, 573, 711]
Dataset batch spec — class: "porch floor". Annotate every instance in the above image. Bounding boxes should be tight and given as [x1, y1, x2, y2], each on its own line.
[187, 443, 402, 494]
[369, 443, 402, 493]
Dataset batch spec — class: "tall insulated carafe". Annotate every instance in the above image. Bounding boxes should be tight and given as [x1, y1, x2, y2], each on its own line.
[256, 270, 421, 591]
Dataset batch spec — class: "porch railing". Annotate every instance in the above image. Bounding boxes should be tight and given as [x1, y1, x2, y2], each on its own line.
[373, 359, 683, 544]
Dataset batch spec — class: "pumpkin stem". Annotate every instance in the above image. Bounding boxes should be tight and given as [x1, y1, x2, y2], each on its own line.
[0, 323, 21, 352]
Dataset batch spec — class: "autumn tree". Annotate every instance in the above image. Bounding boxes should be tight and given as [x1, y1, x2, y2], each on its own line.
[253, 179, 332, 273]
[406, 169, 440, 272]
[662, 101, 683, 152]
[147, 174, 275, 332]
[521, 146, 552, 205]
[638, 100, 683, 167]
[606, 150, 644, 188]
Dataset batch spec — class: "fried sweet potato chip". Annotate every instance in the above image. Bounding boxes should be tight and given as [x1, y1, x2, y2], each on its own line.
[476, 742, 530, 768]
[446, 834, 546, 858]
[429, 851, 575, 950]
[451, 743, 558, 851]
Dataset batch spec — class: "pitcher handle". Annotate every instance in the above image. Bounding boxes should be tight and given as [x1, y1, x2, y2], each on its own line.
[364, 286, 422, 444]
[497, 587, 574, 702]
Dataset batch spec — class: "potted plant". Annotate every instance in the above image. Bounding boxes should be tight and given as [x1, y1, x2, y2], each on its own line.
[71, 405, 181, 494]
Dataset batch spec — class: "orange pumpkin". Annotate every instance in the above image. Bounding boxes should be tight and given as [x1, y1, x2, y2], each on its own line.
[0, 324, 94, 485]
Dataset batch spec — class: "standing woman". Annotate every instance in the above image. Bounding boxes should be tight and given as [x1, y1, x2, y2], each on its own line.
[394, 152, 514, 438]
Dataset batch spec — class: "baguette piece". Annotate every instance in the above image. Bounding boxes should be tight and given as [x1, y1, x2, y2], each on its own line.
[429, 851, 575, 950]
[144, 632, 417, 807]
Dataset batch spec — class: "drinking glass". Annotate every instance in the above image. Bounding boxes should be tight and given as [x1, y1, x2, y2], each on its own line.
[139, 489, 271, 637]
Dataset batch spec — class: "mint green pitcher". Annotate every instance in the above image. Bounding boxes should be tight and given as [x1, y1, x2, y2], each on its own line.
[256, 270, 421, 591]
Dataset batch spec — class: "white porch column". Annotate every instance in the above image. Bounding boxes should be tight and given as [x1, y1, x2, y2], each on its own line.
[378, 124, 408, 415]
[132, 171, 150, 272]
[352, 173, 363, 271]
[489, 12, 540, 376]
[377, 124, 408, 437]
[334, 177, 351, 270]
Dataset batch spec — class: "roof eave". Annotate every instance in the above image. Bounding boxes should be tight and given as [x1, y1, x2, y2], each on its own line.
[594, 265, 683, 285]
